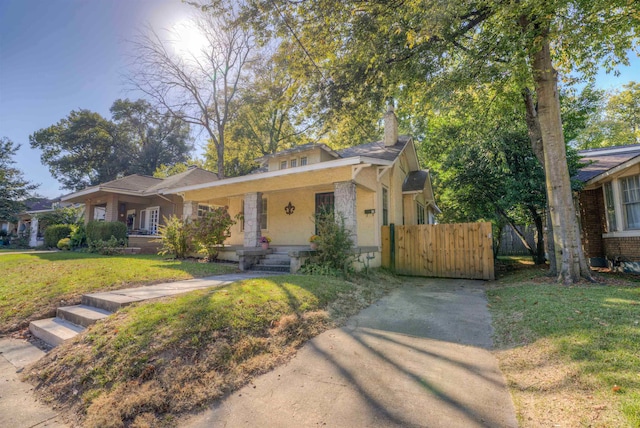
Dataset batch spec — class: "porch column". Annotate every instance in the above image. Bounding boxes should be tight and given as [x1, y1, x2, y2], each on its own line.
[84, 200, 93, 225]
[29, 217, 38, 247]
[105, 194, 119, 222]
[182, 201, 199, 222]
[243, 192, 262, 247]
[334, 181, 357, 247]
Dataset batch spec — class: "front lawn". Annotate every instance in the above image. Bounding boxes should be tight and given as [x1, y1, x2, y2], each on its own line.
[488, 264, 640, 427]
[26, 271, 400, 427]
[0, 252, 237, 333]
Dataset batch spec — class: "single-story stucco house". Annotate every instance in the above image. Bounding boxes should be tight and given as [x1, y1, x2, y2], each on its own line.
[577, 143, 640, 272]
[61, 107, 440, 270]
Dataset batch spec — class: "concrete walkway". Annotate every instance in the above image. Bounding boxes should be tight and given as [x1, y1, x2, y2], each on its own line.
[183, 278, 517, 428]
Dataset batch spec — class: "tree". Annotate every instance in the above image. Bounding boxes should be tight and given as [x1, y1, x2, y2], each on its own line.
[110, 99, 193, 176]
[572, 81, 640, 148]
[232, 0, 639, 283]
[30, 101, 192, 190]
[30, 110, 124, 191]
[0, 137, 38, 221]
[129, 9, 254, 179]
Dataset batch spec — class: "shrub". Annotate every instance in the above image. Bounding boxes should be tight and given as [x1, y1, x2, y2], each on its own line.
[192, 207, 236, 261]
[37, 206, 82, 229]
[57, 238, 71, 251]
[87, 236, 126, 255]
[0, 230, 9, 245]
[86, 221, 127, 243]
[44, 224, 72, 248]
[69, 223, 86, 248]
[157, 216, 193, 259]
[300, 212, 355, 276]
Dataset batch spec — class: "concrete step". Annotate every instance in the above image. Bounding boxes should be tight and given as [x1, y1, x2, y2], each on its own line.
[57, 304, 112, 328]
[30, 318, 85, 347]
[259, 258, 290, 266]
[249, 265, 290, 273]
[82, 292, 143, 313]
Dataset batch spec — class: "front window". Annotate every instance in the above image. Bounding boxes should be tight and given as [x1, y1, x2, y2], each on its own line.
[382, 187, 389, 226]
[620, 175, 640, 229]
[603, 182, 617, 232]
[300, 157, 308, 166]
[140, 206, 160, 234]
[416, 203, 425, 225]
[240, 198, 267, 231]
[198, 204, 213, 218]
[280, 160, 287, 169]
[290, 158, 297, 168]
[261, 198, 268, 230]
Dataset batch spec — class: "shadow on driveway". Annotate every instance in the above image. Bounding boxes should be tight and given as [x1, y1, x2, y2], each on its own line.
[184, 278, 518, 428]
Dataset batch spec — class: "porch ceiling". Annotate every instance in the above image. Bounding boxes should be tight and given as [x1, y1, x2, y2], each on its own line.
[181, 166, 353, 201]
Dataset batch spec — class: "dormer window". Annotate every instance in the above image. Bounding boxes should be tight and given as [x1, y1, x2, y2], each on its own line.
[290, 159, 297, 168]
[280, 160, 287, 169]
[300, 157, 308, 166]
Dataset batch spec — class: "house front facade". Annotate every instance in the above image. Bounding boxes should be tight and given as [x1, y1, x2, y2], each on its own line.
[164, 107, 439, 269]
[577, 144, 640, 272]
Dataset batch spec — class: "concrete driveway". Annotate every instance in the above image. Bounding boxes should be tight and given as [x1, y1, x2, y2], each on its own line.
[184, 278, 518, 427]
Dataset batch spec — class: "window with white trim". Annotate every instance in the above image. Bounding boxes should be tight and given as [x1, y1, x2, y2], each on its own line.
[280, 160, 287, 169]
[290, 158, 297, 168]
[198, 204, 213, 218]
[416, 203, 426, 225]
[621, 175, 640, 229]
[261, 198, 268, 230]
[300, 157, 308, 166]
[140, 206, 160, 234]
[603, 182, 617, 232]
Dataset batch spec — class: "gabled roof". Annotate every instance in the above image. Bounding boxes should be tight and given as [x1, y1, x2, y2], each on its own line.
[576, 144, 640, 183]
[337, 136, 411, 162]
[402, 170, 429, 192]
[255, 143, 340, 163]
[61, 167, 219, 202]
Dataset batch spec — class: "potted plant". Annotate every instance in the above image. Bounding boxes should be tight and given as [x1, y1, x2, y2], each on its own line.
[260, 235, 271, 250]
[309, 234, 319, 250]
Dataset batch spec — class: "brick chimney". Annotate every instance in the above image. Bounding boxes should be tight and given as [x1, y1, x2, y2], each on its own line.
[384, 104, 398, 147]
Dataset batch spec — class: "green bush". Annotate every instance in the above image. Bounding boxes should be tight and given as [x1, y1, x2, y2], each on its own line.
[69, 223, 86, 248]
[44, 224, 72, 248]
[87, 236, 126, 255]
[86, 221, 127, 243]
[157, 216, 193, 259]
[191, 207, 236, 261]
[57, 238, 71, 250]
[300, 212, 355, 277]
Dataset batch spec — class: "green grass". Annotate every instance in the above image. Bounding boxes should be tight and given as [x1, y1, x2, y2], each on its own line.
[489, 267, 640, 426]
[0, 252, 237, 333]
[27, 271, 399, 427]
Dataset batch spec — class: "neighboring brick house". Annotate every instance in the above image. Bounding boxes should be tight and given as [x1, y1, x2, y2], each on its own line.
[577, 144, 640, 272]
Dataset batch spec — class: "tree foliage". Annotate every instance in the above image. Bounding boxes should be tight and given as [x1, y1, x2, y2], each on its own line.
[30, 100, 192, 190]
[0, 137, 38, 221]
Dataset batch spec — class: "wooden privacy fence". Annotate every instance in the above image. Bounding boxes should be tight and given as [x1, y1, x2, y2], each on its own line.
[381, 222, 495, 280]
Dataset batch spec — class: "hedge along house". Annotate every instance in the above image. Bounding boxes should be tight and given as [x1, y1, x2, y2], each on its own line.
[164, 107, 440, 271]
[577, 144, 640, 272]
[60, 167, 219, 253]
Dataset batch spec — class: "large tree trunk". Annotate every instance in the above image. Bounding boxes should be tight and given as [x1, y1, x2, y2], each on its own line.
[531, 35, 592, 284]
[522, 88, 557, 275]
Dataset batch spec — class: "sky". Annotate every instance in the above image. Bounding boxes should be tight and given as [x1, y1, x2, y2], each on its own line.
[0, 1, 639, 200]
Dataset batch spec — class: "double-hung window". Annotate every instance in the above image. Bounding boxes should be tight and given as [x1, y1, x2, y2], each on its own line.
[603, 182, 617, 232]
[621, 175, 640, 229]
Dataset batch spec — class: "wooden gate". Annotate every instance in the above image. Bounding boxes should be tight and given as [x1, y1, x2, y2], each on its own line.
[381, 222, 494, 280]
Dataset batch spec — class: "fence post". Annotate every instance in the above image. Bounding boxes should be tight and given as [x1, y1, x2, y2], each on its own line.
[390, 223, 395, 272]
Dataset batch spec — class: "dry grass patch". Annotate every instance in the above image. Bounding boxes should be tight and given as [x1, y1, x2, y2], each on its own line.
[25, 271, 400, 427]
[489, 262, 640, 427]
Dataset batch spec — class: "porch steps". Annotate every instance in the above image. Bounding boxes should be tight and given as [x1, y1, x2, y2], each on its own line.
[57, 304, 112, 327]
[29, 318, 86, 347]
[250, 251, 291, 273]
